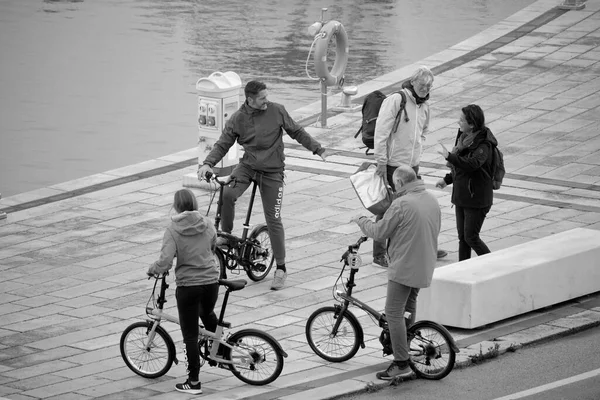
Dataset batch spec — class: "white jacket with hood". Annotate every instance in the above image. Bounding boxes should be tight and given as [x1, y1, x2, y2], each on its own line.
[374, 86, 430, 168]
[148, 211, 219, 287]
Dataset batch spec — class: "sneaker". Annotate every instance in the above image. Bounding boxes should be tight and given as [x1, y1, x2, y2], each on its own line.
[270, 269, 287, 290]
[376, 361, 414, 380]
[437, 249, 448, 259]
[373, 256, 388, 268]
[175, 379, 202, 394]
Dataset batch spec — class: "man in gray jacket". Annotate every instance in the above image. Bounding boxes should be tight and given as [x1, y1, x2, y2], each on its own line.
[351, 165, 441, 380]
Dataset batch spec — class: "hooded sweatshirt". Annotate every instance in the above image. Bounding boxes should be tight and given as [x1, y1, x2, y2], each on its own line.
[374, 82, 430, 168]
[203, 101, 324, 173]
[443, 127, 498, 208]
[148, 211, 219, 287]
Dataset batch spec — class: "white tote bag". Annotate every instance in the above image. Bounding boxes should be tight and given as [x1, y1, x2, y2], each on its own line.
[350, 162, 392, 215]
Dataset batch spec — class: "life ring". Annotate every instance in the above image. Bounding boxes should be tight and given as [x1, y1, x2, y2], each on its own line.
[313, 21, 348, 87]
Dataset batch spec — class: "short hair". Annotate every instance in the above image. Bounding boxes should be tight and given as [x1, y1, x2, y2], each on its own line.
[461, 104, 485, 132]
[173, 189, 198, 213]
[392, 165, 417, 187]
[409, 66, 434, 86]
[244, 80, 267, 99]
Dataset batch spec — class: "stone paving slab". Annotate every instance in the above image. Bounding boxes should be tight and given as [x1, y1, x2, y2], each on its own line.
[1, 1, 600, 399]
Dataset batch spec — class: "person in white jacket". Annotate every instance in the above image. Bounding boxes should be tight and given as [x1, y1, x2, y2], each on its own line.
[372, 66, 446, 266]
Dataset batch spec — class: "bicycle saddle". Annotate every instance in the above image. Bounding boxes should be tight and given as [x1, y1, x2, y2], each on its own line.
[218, 279, 247, 291]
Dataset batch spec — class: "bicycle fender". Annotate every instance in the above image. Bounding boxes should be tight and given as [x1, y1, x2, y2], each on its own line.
[229, 328, 288, 358]
[338, 308, 366, 349]
[147, 321, 179, 364]
[411, 320, 460, 353]
[248, 223, 267, 238]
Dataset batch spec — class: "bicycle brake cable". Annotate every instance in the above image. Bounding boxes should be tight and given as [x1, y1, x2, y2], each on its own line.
[332, 262, 347, 301]
[205, 185, 217, 217]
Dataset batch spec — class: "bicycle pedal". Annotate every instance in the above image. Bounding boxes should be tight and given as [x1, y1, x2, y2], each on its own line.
[252, 263, 266, 272]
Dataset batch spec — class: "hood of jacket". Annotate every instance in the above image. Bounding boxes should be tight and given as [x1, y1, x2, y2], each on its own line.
[480, 126, 498, 147]
[459, 126, 498, 149]
[394, 179, 426, 199]
[240, 101, 269, 116]
[171, 211, 210, 236]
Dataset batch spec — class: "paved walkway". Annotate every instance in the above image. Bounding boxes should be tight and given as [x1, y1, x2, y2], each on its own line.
[1, 0, 600, 399]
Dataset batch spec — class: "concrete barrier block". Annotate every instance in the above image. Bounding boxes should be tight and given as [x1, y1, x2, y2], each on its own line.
[417, 228, 600, 329]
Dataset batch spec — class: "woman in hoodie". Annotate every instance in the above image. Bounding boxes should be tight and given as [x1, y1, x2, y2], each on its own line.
[147, 188, 219, 395]
[437, 104, 497, 261]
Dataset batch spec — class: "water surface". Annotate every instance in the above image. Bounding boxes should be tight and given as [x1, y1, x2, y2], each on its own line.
[0, 0, 534, 196]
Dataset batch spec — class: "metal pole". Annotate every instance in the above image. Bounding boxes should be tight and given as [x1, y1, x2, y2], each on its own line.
[0, 193, 6, 220]
[321, 80, 327, 128]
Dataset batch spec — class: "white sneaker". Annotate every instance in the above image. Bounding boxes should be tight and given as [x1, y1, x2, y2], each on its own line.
[270, 269, 287, 290]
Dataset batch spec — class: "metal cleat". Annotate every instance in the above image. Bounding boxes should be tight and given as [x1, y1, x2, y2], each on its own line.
[332, 86, 361, 112]
[558, 0, 585, 10]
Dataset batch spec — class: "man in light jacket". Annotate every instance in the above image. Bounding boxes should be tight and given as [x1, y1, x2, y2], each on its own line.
[351, 165, 441, 380]
[372, 66, 446, 266]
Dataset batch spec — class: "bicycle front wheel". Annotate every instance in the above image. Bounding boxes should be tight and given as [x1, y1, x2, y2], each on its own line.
[245, 224, 274, 282]
[408, 320, 456, 380]
[224, 329, 284, 385]
[120, 321, 175, 379]
[305, 306, 361, 362]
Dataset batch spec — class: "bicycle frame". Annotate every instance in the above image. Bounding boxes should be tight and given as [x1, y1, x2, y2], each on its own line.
[329, 237, 387, 336]
[143, 274, 242, 366]
[213, 176, 258, 244]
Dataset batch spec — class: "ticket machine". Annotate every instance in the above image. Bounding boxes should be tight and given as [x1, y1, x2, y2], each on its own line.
[196, 71, 242, 176]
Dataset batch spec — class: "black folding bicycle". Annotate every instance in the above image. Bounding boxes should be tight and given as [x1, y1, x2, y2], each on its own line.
[204, 174, 275, 282]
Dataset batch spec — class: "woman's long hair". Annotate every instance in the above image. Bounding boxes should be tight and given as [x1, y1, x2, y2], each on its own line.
[173, 189, 198, 214]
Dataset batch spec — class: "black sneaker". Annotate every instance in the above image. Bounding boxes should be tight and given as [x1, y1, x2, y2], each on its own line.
[175, 379, 202, 394]
[437, 249, 448, 259]
[373, 256, 389, 268]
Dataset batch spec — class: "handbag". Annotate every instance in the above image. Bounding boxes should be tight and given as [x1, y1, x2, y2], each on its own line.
[350, 162, 392, 215]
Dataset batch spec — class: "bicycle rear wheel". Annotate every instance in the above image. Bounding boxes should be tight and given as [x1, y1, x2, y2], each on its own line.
[120, 321, 175, 378]
[245, 224, 274, 282]
[214, 249, 227, 280]
[408, 320, 456, 380]
[224, 329, 284, 385]
[305, 306, 362, 362]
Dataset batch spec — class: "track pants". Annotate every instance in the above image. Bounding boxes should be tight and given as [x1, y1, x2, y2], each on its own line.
[221, 163, 285, 265]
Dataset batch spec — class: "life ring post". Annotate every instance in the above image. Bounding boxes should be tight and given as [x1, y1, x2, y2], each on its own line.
[312, 18, 349, 128]
[320, 80, 327, 128]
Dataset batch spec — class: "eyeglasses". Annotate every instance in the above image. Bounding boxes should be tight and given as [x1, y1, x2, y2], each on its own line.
[415, 81, 433, 91]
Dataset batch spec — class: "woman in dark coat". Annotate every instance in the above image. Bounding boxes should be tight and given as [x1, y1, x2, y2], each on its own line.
[436, 104, 498, 261]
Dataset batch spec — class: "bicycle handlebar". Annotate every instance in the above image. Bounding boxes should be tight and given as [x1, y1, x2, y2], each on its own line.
[204, 171, 234, 186]
[340, 236, 368, 263]
[353, 236, 368, 248]
[147, 271, 169, 279]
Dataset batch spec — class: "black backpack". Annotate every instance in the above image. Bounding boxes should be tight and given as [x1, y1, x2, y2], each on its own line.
[490, 145, 505, 190]
[354, 90, 409, 154]
[481, 142, 505, 190]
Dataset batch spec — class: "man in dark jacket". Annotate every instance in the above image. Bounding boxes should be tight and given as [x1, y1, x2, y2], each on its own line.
[198, 80, 329, 290]
[437, 104, 497, 261]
